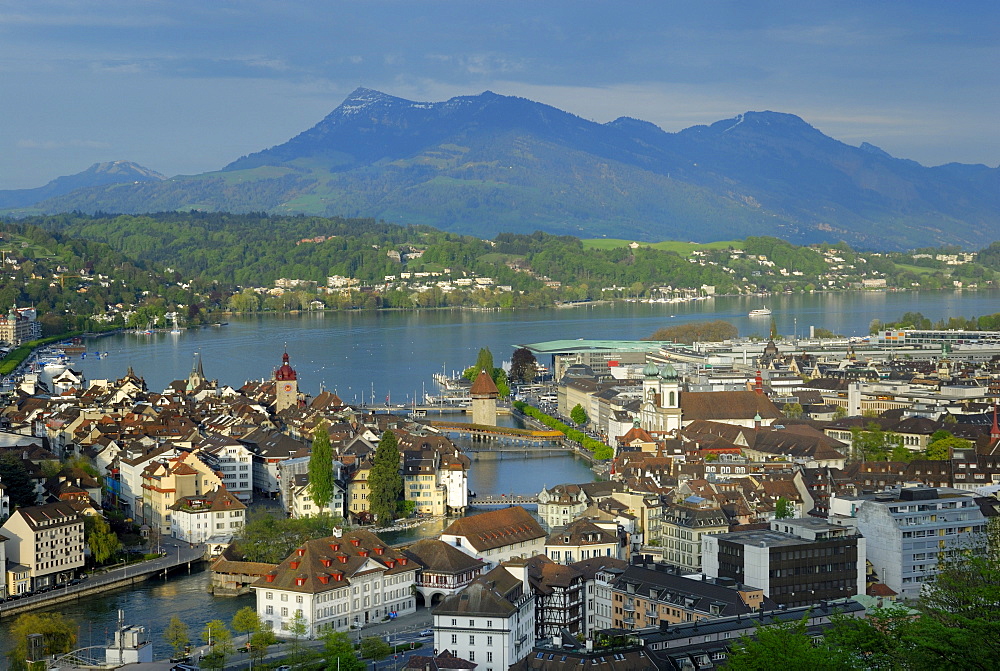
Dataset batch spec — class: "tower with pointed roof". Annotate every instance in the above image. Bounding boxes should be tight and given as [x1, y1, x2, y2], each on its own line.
[186, 352, 206, 392]
[275, 350, 298, 412]
[470, 369, 499, 426]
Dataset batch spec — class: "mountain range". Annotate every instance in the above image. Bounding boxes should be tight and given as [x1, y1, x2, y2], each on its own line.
[4, 88, 999, 250]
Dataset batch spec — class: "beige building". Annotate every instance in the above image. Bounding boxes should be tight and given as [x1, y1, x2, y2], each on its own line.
[141, 451, 224, 535]
[1, 502, 84, 590]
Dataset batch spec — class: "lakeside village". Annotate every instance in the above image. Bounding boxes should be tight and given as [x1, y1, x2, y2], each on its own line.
[6, 322, 1000, 668]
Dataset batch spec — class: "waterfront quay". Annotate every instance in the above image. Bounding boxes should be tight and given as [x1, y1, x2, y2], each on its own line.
[0, 537, 204, 619]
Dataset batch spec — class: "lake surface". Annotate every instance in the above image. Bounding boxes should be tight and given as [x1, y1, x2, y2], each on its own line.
[68, 290, 1000, 401]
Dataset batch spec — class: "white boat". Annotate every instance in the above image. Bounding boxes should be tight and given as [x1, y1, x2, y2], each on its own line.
[749, 307, 772, 317]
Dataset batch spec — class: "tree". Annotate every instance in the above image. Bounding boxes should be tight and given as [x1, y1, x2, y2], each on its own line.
[0, 453, 37, 508]
[904, 519, 1000, 669]
[509, 347, 538, 384]
[463, 347, 495, 381]
[307, 424, 334, 513]
[368, 430, 403, 527]
[774, 497, 795, 519]
[360, 636, 391, 661]
[231, 606, 261, 638]
[8, 612, 77, 669]
[833, 405, 848, 420]
[286, 611, 314, 665]
[248, 629, 276, 666]
[925, 436, 971, 460]
[200, 620, 233, 671]
[570, 403, 588, 425]
[164, 616, 190, 659]
[323, 630, 364, 671]
[644, 320, 738, 344]
[890, 444, 915, 462]
[84, 515, 122, 565]
[769, 317, 779, 340]
[236, 512, 343, 563]
[724, 616, 847, 670]
[781, 402, 803, 419]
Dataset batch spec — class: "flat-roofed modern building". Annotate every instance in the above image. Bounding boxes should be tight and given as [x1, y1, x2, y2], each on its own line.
[830, 486, 987, 600]
[702, 518, 865, 607]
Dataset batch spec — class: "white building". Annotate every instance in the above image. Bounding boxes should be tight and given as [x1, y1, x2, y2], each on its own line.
[252, 529, 418, 637]
[288, 473, 347, 519]
[544, 518, 624, 565]
[440, 506, 546, 569]
[572, 556, 628, 637]
[432, 560, 536, 671]
[830, 486, 987, 600]
[195, 435, 255, 502]
[169, 487, 246, 545]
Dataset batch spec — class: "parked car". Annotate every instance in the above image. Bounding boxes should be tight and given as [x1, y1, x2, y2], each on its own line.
[419, 629, 433, 637]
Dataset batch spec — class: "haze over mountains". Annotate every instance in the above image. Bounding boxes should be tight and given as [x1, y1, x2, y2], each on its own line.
[4, 88, 998, 250]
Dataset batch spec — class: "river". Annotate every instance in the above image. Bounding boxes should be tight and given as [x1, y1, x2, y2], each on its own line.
[4, 290, 996, 657]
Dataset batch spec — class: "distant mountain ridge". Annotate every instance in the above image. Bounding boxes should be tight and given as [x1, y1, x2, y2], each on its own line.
[10, 89, 1000, 250]
[0, 161, 163, 209]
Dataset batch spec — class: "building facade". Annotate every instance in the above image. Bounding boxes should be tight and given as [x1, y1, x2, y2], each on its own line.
[252, 529, 418, 637]
[1, 502, 84, 590]
[702, 518, 866, 607]
[433, 560, 536, 671]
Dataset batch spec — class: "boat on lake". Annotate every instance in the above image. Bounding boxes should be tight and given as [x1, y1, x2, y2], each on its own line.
[749, 306, 772, 317]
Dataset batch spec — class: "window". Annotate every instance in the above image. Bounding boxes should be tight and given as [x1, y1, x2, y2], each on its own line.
[266, 605, 273, 615]
[469, 652, 475, 662]
[451, 634, 457, 645]
[281, 607, 288, 617]
[470, 635, 475, 645]
[487, 652, 493, 662]
[487, 636, 493, 646]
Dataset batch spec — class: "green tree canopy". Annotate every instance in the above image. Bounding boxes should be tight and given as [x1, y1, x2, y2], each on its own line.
[360, 636, 391, 661]
[307, 423, 334, 511]
[509, 347, 538, 384]
[8, 612, 77, 669]
[368, 430, 404, 527]
[323, 631, 365, 671]
[644, 320, 738, 344]
[164, 616, 190, 658]
[774, 497, 794, 519]
[570, 403, 588, 425]
[782, 402, 803, 419]
[85, 515, 122, 565]
[236, 512, 343, 564]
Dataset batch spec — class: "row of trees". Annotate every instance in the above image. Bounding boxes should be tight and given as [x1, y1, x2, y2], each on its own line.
[849, 425, 968, 462]
[644, 319, 739, 344]
[514, 401, 614, 460]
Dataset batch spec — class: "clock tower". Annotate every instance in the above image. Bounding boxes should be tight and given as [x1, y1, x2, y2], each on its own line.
[274, 351, 298, 412]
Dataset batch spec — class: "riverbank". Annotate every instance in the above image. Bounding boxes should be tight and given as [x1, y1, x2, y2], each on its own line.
[0, 539, 206, 619]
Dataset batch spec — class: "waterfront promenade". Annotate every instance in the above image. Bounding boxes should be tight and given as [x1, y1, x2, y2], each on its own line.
[0, 536, 205, 619]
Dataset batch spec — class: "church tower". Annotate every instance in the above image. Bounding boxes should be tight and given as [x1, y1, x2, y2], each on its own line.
[274, 351, 298, 412]
[186, 352, 206, 392]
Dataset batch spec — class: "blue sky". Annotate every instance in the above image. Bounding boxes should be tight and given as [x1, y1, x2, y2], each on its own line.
[2, 1, 997, 188]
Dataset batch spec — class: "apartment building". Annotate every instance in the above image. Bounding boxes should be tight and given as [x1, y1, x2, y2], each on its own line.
[1, 502, 84, 590]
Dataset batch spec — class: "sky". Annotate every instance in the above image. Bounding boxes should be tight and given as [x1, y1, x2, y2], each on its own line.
[1, 0, 998, 189]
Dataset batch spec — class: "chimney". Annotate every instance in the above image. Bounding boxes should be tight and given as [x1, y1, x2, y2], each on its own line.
[754, 371, 763, 396]
[991, 404, 1000, 440]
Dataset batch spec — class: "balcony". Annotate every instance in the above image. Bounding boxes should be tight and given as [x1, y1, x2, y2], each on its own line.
[623, 603, 635, 612]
